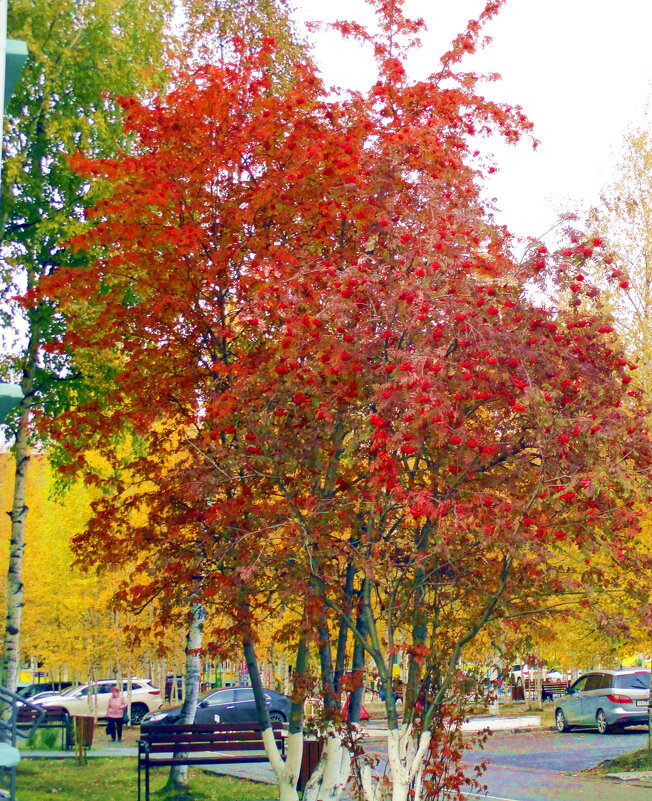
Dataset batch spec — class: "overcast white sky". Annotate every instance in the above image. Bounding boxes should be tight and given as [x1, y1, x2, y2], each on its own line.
[292, 0, 652, 243]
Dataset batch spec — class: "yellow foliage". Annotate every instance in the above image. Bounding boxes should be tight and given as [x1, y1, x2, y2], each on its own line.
[0, 452, 153, 678]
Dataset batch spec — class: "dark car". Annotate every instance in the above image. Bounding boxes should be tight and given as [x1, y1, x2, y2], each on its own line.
[17, 682, 74, 699]
[142, 686, 290, 726]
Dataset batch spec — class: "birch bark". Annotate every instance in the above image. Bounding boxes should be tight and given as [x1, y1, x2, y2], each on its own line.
[1, 329, 37, 696]
[1, 413, 29, 694]
[166, 602, 206, 790]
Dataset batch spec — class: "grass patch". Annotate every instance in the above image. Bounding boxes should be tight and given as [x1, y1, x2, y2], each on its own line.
[585, 747, 652, 775]
[17, 758, 278, 801]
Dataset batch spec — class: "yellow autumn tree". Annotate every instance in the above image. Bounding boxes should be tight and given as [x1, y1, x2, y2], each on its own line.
[0, 452, 175, 683]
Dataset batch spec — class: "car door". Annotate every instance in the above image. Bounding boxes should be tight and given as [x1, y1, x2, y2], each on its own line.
[232, 688, 263, 723]
[194, 689, 237, 725]
[563, 675, 590, 724]
[580, 673, 607, 724]
[67, 682, 111, 716]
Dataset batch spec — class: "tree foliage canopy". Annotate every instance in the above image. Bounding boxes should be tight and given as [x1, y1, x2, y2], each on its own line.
[39, 2, 652, 798]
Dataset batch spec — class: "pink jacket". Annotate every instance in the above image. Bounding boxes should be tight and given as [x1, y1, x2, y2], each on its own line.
[106, 692, 127, 718]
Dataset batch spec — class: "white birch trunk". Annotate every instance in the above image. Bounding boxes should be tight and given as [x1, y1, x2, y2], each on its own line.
[167, 603, 205, 789]
[353, 724, 432, 801]
[263, 728, 303, 801]
[1, 415, 29, 695]
[263, 714, 433, 801]
[303, 728, 352, 801]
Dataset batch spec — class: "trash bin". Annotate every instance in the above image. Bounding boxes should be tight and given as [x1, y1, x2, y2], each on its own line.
[510, 685, 524, 702]
[298, 737, 324, 792]
[73, 717, 95, 748]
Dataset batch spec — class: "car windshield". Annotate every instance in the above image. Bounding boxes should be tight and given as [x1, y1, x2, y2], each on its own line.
[57, 687, 82, 697]
[614, 672, 650, 690]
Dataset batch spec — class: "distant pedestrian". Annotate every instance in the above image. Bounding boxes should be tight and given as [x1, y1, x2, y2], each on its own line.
[106, 686, 127, 742]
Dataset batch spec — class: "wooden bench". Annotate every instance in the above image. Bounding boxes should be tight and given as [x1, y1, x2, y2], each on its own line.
[519, 680, 568, 701]
[137, 722, 285, 801]
[540, 681, 568, 701]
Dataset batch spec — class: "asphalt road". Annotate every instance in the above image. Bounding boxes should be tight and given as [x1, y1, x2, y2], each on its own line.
[366, 726, 651, 801]
[460, 727, 651, 801]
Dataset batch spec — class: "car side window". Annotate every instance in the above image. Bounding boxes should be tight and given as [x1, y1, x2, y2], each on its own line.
[584, 674, 603, 691]
[571, 675, 589, 693]
[206, 690, 236, 705]
[235, 689, 254, 703]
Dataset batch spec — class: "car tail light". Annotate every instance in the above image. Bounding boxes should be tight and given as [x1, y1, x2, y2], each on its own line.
[606, 694, 633, 704]
[148, 689, 160, 695]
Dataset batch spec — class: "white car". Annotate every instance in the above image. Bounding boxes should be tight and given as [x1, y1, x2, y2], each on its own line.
[510, 665, 565, 685]
[38, 679, 162, 724]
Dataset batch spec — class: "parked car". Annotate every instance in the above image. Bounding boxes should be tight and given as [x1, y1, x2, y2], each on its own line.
[142, 686, 290, 726]
[509, 665, 564, 685]
[26, 691, 66, 705]
[17, 682, 74, 699]
[37, 678, 162, 724]
[555, 668, 650, 734]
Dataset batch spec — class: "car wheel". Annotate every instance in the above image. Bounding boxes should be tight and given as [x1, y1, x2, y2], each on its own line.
[555, 708, 570, 733]
[269, 710, 286, 723]
[129, 703, 148, 725]
[596, 709, 611, 735]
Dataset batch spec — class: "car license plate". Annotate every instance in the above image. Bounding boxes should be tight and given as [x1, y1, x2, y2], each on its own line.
[636, 700, 648, 706]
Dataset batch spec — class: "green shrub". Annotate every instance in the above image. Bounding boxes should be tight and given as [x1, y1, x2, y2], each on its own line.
[22, 728, 61, 751]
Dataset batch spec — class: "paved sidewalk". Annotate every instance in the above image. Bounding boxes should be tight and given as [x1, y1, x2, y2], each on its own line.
[20, 724, 652, 792]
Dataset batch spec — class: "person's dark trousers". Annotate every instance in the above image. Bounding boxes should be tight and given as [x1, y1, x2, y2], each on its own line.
[106, 718, 123, 742]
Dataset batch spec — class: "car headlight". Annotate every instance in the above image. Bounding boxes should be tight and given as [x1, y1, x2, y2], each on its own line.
[145, 712, 168, 722]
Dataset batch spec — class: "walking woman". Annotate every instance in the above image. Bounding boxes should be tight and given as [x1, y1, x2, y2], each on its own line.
[106, 685, 127, 742]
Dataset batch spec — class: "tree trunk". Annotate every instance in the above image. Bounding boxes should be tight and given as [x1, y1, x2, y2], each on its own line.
[1, 309, 40, 698]
[243, 627, 305, 801]
[166, 602, 205, 790]
[1, 412, 30, 694]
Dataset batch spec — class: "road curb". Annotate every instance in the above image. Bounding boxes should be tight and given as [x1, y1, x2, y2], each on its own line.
[363, 715, 542, 737]
[462, 715, 541, 732]
[604, 771, 652, 786]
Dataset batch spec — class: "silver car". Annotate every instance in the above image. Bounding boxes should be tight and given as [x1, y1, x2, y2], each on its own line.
[555, 668, 650, 734]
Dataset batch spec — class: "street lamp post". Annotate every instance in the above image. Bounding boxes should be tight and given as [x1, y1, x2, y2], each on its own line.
[0, 0, 27, 188]
[0, 3, 28, 425]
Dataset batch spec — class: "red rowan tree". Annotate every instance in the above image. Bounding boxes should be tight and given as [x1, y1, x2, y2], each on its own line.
[41, 2, 652, 799]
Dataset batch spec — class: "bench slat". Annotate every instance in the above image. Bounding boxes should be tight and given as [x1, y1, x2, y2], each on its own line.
[145, 742, 272, 754]
[142, 730, 272, 742]
[144, 755, 270, 767]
